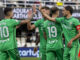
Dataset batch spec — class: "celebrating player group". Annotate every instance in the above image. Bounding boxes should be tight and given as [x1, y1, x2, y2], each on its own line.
[0, 3, 80, 60]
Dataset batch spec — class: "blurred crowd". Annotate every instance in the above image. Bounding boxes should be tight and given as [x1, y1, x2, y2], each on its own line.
[0, 0, 80, 8]
[16, 26, 40, 47]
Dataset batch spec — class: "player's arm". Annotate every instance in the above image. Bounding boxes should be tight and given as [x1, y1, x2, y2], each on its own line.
[27, 19, 41, 30]
[17, 5, 36, 29]
[34, 33, 40, 53]
[68, 28, 80, 48]
[27, 5, 38, 30]
[16, 20, 30, 29]
[39, 3, 56, 22]
[35, 34, 40, 46]
[36, 38, 40, 46]
[20, 20, 30, 25]
[41, 11, 56, 22]
[68, 21, 80, 47]
[40, 7, 63, 22]
[27, 21, 36, 30]
[16, 26, 20, 29]
[16, 9, 33, 29]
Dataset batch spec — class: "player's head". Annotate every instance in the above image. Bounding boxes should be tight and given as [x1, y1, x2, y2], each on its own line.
[4, 7, 13, 18]
[62, 6, 73, 17]
[41, 6, 50, 15]
[50, 7, 59, 17]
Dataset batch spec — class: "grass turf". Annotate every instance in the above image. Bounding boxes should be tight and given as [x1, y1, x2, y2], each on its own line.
[21, 57, 80, 60]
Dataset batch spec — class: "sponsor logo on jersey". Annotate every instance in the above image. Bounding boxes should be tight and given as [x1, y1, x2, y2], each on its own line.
[62, 24, 72, 29]
[48, 40, 58, 44]
[70, 22, 72, 25]
[0, 22, 6, 25]
[16, 20, 19, 22]
[62, 21, 72, 30]
[48, 22, 55, 26]
[41, 24, 44, 30]
[0, 38, 9, 43]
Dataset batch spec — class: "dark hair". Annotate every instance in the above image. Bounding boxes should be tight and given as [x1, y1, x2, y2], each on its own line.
[64, 6, 73, 15]
[4, 7, 13, 16]
[41, 6, 50, 10]
[50, 7, 59, 16]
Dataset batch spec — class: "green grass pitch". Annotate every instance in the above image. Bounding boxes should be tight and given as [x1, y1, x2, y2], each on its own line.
[21, 57, 80, 60]
[21, 57, 38, 60]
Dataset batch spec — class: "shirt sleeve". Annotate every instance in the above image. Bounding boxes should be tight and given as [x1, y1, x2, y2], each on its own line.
[73, 19, 80, 30]
[56, 17, 64, 23]
[11, 19, 21, 26]
[34, 20, 41, 27]
[73, 19, 80, 26]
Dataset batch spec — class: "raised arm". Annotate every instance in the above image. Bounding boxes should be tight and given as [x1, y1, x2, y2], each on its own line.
[16, 20, 30, 29]
[16, 5, 36, 29]
[27, 5, 41, 30]
[39, 3, 56, 22]
[42, 11, 56, 22]
[27, 21, 36, 30]
[27, 6, 36, 30]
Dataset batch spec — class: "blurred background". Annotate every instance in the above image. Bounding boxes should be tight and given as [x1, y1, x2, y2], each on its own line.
[0, 0, 80, 60]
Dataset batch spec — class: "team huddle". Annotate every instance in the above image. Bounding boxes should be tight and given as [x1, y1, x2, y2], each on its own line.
[0, 4, 80, 60]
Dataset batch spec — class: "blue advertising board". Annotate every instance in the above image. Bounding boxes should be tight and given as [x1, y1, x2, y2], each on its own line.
[18, 47, 39, 57]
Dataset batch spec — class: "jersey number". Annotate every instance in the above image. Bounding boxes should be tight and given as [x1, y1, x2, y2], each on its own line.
[0, 26, 9, 38]
[47, 26, 57, 38]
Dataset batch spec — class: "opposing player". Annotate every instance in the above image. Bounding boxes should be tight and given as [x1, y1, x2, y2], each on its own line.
[43, 7, 63, 60]
[41, 6, 80, 60]
[27, 6, 50, 60]
[0, 7, 30, 60]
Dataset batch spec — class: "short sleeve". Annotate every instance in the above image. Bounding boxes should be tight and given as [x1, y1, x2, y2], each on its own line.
[34, 20, 41, 27]
[11, 19, 21, 26]
[56, 17, 64, 23]
[73, 19, 80, 26]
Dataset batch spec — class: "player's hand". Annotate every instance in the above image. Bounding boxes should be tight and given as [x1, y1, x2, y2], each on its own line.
[32, 5, 37, 14]
[27, 10, 33, 20]
[34, 47, 38, 53]
[26, 20, 30, 23]
[67, 40, 73, 48]
[39, 2, 42, 11]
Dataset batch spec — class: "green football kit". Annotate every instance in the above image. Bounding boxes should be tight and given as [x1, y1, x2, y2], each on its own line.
[0, 19, 21, 60]
[56, 17, 80, 60]
[43, 20, 63, 60]
[34, 18, 46, 60]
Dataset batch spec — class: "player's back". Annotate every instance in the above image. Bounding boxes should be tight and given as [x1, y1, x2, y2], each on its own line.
[0, 19, 18, 51]
[44, 20, 63, 51]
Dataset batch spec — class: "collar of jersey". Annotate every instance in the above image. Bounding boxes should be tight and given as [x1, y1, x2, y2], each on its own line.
[64, 16, 73, 20]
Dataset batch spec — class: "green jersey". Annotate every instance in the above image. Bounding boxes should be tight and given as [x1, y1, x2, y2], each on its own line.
[56, 17, 80, 47]
[0, 19, 20, 51]
[43, 20, 63, 51]
[34, 18, 46, 52]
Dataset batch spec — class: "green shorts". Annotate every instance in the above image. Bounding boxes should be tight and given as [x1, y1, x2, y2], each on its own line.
[39, 51, 46, 60]
[0, 48, 20, 60]
[63, 46, 79, 60]
[46, 48, 63, 60]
